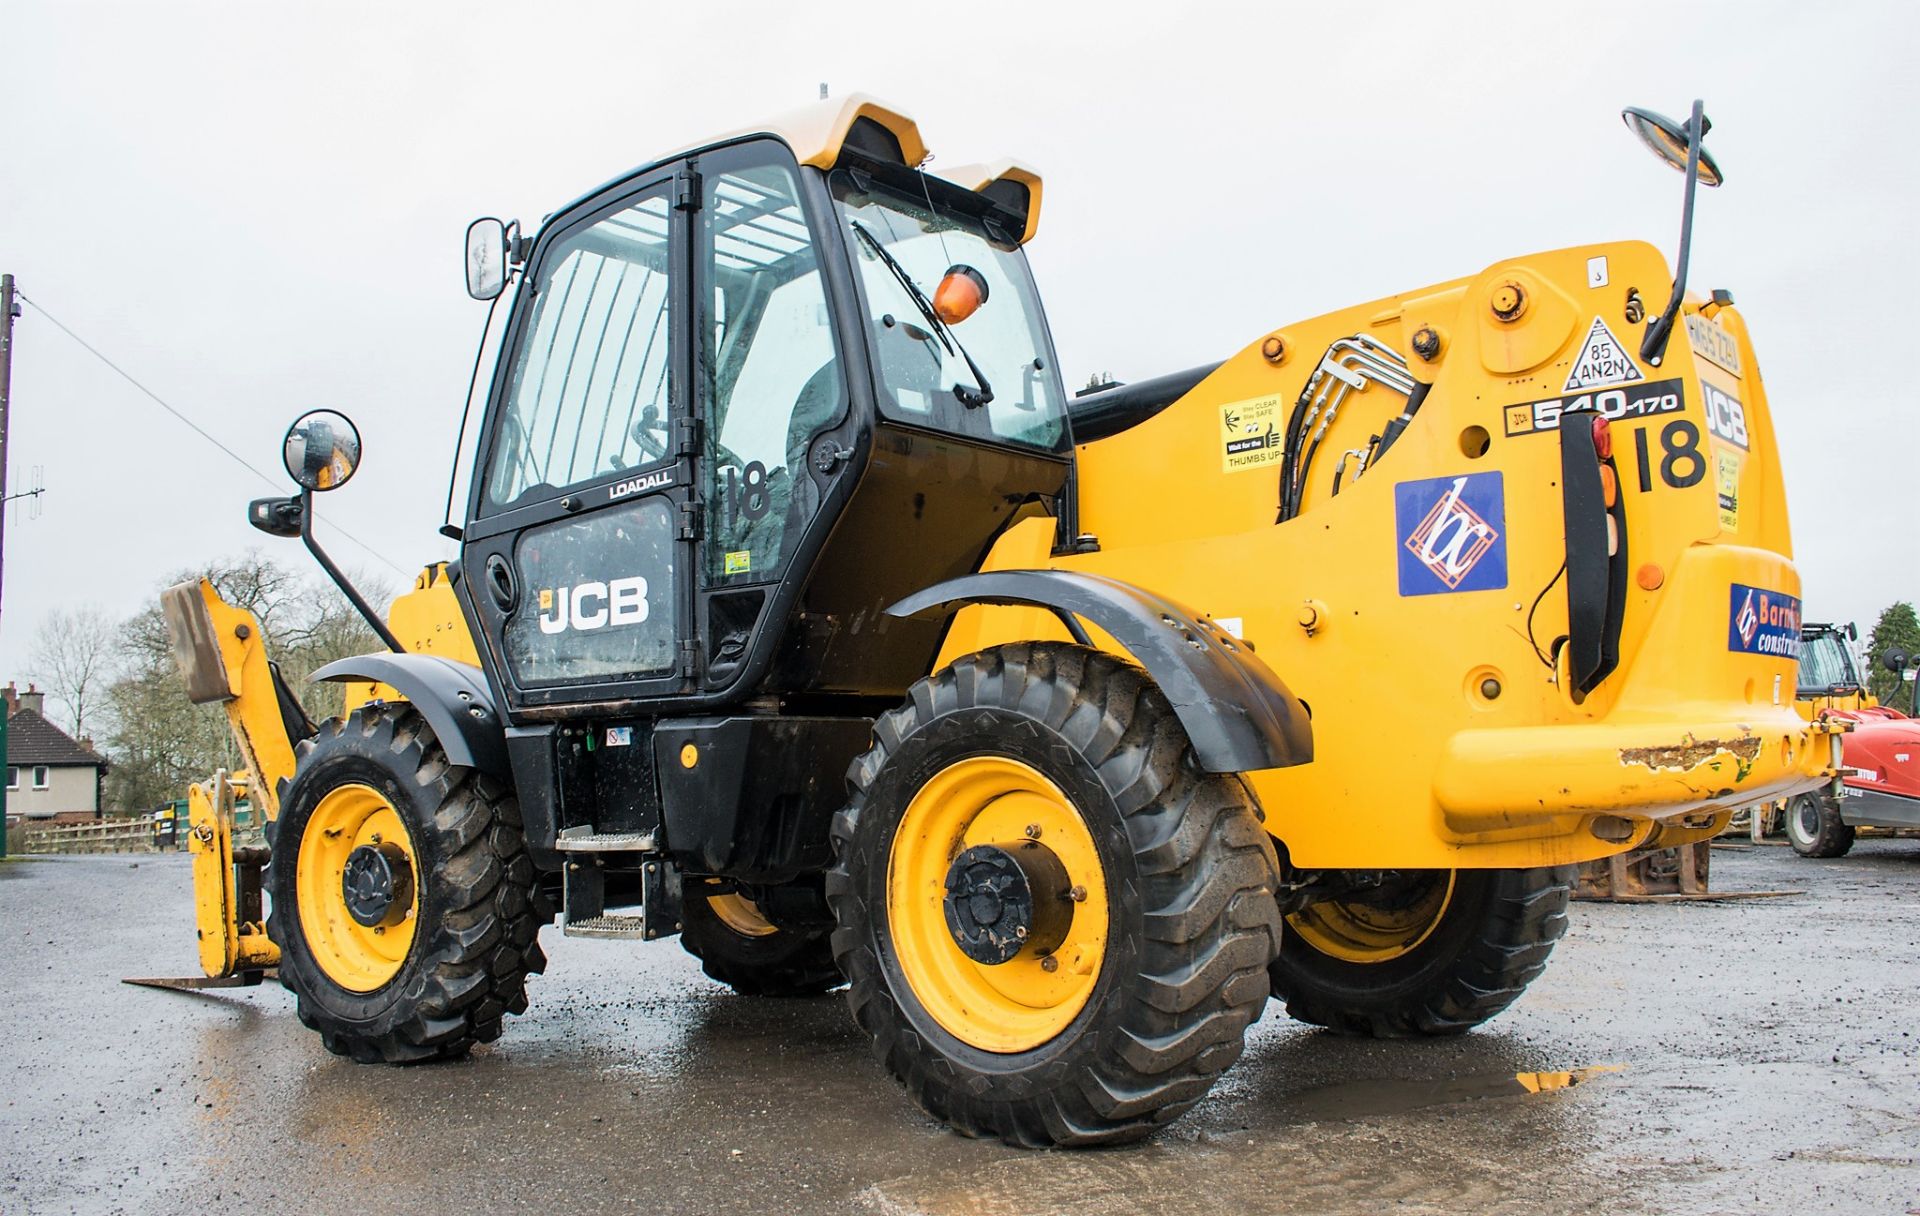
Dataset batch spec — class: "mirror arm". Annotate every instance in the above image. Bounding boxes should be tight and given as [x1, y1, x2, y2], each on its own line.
[1641, 98, 1706, 366]
[298, 488, 406, 654]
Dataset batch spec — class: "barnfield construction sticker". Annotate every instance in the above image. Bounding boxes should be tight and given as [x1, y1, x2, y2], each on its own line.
[1219, 395, 1283, 472]
[1728, 583, 1801, 657]
[1564, 316, 1645, 391]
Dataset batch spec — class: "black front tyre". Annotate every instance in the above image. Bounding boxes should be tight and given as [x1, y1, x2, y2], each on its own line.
[829, 642, 1283, 1148]
[1270, 866, 1573, 1038]
[680, 887, 842, 997]
[268, 705, 547, 1063]
[1785, 791, 1855, 858]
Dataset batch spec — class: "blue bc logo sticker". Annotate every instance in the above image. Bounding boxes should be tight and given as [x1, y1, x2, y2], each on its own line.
[1727, 583, 1801, 658]
[1394, 472, 1508, 596]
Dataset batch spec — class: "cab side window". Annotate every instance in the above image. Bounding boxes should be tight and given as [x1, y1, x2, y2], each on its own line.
[484, 186, 675, 513]
[700, 164, 842, 584]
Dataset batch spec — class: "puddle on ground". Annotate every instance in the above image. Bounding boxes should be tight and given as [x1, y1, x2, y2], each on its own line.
[1287, 1063, 1626, 1122]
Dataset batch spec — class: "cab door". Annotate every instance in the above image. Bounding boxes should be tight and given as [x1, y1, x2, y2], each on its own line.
[462, 168, 696, 712]
[686, 142, 853, 687]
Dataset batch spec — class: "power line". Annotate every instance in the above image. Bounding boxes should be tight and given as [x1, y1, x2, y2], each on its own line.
[14, 291, 413, 578]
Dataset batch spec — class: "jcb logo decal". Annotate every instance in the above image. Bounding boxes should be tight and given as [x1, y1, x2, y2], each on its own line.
[1394, 472, 1508, 597]
[538, 576, 649, 634]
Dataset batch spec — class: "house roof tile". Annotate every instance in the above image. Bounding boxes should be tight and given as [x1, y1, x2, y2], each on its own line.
[7, 708, 107, 768]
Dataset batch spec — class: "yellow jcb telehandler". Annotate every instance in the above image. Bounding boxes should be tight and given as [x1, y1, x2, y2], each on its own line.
[149, 94, 1837, 1145]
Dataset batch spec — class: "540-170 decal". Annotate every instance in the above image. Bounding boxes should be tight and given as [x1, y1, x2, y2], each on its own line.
[1503, 378, 1686, 437]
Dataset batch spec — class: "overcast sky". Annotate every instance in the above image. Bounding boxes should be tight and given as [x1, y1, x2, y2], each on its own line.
[2, 1, 1916, 692]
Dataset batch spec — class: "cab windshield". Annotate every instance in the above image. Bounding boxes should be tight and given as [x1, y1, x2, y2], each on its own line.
[1797, 630, 1861, 696]
[831, 168, 1066, 454]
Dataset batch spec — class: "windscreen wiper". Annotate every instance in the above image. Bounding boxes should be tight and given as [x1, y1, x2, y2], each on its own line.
[849, 221, 994, 408]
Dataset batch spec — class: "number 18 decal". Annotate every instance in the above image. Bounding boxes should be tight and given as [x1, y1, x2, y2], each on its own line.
[1632, 420, 1706, 491]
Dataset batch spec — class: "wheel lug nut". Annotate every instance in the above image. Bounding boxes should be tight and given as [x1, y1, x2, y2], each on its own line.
[1023, 824, 1042, 839]
[1040, 956, 1059, 973]
[1068, 885, 1087, 902]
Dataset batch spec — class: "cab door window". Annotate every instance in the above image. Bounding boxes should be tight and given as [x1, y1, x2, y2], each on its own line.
[699, 162, 843, 584]
[484, 188, 675, 513]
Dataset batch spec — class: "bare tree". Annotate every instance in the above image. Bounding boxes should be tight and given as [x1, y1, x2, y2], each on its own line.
[99, 552, 393, 813]
[26, 606, 117, 738]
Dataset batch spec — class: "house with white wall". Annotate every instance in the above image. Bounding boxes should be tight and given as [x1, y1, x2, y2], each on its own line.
[4, 683, 107, 824]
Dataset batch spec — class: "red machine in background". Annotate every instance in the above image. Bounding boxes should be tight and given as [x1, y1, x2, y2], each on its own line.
[1783, 624, 1920, 857]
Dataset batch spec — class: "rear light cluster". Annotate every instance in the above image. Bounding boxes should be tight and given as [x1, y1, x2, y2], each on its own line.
[1593, 416, 1619, 556]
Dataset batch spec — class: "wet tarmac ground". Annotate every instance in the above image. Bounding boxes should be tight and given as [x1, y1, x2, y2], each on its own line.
[2, 841, 1916, 1215]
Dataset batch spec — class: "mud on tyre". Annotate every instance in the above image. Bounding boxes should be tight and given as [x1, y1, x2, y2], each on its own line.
[1270, 866, 1573, 1037]
[829, 642, 1283, 1148]
[268, 704, 547, 1063]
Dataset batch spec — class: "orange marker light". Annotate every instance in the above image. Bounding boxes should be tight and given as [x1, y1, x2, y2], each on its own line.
[1637, 563, 1665, 591]
[1599, 463, 1618, 508]
[933, 264, 989, 325]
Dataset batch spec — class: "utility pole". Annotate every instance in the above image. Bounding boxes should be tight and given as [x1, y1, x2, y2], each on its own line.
[0, 273, 16, 859]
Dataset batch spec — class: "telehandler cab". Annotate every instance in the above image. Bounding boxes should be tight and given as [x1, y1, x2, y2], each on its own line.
[154, 95, 1839, 1145]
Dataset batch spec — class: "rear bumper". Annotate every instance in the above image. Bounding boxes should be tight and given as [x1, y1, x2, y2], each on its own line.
[1839, 785, 1920, 830]
[1434, 711, 1840, 838]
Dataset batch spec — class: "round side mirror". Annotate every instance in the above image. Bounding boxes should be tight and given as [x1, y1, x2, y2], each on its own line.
[1883, 649, 1909, 675]
[465, 216, 508, 301]
[1621, 106, 1724, 187]
[283, 409, 363, 492]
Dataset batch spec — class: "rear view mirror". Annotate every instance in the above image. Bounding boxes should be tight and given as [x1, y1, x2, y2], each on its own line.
[1883, 649, 1909, 675]
[1621, 106, 1723, 187]
[283, 409, 363, 492]
[466, 217, 508, 300]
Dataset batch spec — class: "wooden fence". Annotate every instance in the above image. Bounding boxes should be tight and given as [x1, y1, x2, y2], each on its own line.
[12, 816, 268, 855]
[14, 818, 166, 855]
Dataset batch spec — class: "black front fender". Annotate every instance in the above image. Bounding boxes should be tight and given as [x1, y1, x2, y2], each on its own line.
[310, 654, 508, 774]
[888, 570, 1312, 774]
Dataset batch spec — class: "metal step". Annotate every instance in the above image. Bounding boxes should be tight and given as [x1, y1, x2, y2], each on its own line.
[563, 913, 651, 940]
[554, 829, 657, 853]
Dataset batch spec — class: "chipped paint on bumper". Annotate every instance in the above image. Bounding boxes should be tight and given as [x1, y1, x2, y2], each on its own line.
[1432, 713, 1839, 839]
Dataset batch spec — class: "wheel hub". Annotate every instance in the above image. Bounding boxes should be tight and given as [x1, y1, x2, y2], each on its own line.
[342, 842, 414, 928]
[942, 842, 1072, 965]
[1796, 797, 1821, 839]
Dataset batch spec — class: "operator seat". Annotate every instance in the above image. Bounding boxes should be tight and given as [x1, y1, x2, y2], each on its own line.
[781, 361, 844, 537]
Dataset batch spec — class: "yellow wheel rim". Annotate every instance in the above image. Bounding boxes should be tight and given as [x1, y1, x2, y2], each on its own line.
[295, 783, 419, 992]
[886, 756, 1108, 1054]
[707, 891, 778, 938]
[1288, 871, 1456, 963]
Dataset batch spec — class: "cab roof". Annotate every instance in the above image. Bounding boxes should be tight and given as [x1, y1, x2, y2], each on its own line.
[599, 93, 1044, 246]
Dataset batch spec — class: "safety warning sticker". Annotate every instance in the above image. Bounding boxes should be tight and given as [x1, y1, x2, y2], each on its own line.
[1564, 316, 1646, 391]
[1219, 395, 1284, 473]
[1715, 449, 1741, 531]
[1395, 471, 1508, 596]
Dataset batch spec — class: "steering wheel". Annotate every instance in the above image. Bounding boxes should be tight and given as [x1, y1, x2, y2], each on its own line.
[625, 404, 753, 472]
[631, 404, 670, 462]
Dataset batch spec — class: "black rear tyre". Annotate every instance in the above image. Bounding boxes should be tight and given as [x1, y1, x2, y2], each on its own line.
[1270, 866, 1572, 1037]
[680, 887, 842, 997]
[829, 642, 1282, 1147]
[268, 705, 547, 1063]
[1785, 791, 1855, 858]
